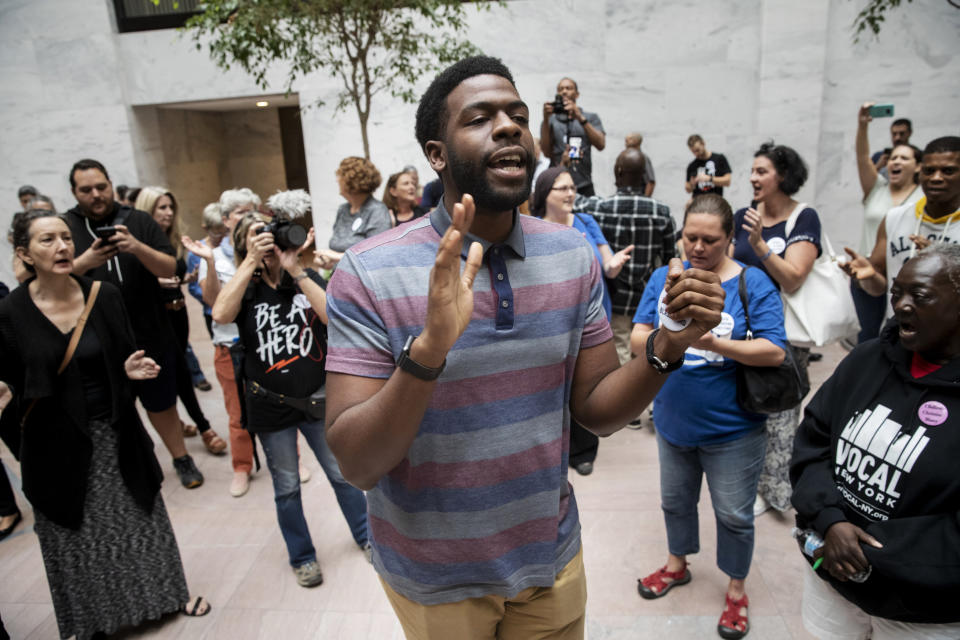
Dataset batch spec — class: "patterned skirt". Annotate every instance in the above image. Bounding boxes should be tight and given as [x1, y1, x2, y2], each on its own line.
[33, 418, 188, 640]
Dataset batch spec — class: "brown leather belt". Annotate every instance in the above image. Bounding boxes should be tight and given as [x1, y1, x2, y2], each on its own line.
[165, 298, 186, 311]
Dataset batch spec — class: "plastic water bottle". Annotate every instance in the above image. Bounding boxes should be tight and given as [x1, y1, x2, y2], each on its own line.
[792, 527, 871, 582]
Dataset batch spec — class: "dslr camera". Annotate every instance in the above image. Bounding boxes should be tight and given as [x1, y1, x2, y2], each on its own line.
[551, 93, 566, 114]
[259, 218, 307, 250]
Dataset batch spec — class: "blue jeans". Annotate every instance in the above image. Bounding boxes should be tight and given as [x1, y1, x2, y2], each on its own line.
[851, 279, 886, 344]
[656, 428, 766, 580]
[257, 419, 369, 567]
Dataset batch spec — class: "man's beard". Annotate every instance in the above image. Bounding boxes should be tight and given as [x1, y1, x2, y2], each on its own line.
[448, 145, 534, 213]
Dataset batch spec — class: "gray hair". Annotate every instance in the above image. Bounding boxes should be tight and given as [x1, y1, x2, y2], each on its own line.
[916, 243, 960, 296]
[26, 195, 56, 213]
[266, 189, 311, 220]
[201, 202, 222, 228]
[219, 188, 261, 218]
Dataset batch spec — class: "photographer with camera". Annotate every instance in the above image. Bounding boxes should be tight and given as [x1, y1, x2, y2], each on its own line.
[541, 77, 606, 196]
[211, 191, 369, 588]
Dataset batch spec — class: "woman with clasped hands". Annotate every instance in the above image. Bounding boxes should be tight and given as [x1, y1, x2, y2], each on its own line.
[790, 244, 960, 639]
[0, 210, 209, 640]
[631, 194, 787, 640]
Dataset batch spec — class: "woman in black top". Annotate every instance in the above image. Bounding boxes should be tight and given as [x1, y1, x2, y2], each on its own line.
[0, 210, 209, 640]
[383, 169, 427, 227]
[212, 194, 369, 588]
[135, 187, 226, 456]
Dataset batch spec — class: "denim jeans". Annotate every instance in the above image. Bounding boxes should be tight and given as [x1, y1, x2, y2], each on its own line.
[257, 419, 368, 567]
[656, 427, 766, 580]
[850, 279, 886, 344]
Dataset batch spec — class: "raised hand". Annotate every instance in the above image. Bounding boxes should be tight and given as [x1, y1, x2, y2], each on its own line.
[604, 244, 634, 278]
[858, 101, 875, 125]
[73, 237, 119, 273]
[125, 350, 161, 380]
[841, 247, 877, 281]
[821, 521, 882, 582]
[741, 208, 767, 256]
[909, 234, 931, 252]
[416, 194, 483, 364]
[181, 235, 214, 261]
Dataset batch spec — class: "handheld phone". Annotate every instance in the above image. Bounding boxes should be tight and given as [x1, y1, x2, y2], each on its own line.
[94, 225, 118, 242]
[868, 103, 894, 118]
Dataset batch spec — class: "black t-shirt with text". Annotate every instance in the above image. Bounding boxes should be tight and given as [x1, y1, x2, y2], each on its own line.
[686, 153, 732, 196]
[236, 270, 327, 431]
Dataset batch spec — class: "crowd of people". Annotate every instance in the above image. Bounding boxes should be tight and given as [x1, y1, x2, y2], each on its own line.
[0, 55, 958, 640]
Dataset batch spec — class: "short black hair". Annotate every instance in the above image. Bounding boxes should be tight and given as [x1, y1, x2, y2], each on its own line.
[754, 141, 808, 196]
[892, 118, 912, 131]
[69, 158, 110, 190]
[922, 136, 960, 159]
[415, 56, 516, 151]
[17, 185, 37, 198]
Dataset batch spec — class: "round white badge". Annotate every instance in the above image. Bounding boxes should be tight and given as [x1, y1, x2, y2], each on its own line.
[351, 217, 363, 232]
[766, 237, 786, 255]
[657, 287, 691, 331]
[712, 312, 735, 337]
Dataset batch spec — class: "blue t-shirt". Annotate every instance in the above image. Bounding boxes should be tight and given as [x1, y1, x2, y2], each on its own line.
[731, 206, 822, 289]
[634, 262, 787, 446]
[572, 213, 612, 320]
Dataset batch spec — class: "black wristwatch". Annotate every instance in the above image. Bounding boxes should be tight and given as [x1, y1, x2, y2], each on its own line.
[646, 328, 684, 374]
[396, 335, 446, 381]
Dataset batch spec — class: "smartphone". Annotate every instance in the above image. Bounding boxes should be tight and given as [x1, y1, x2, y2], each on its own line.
[868, 103, 894, 118]
[94, 225, 118, 241]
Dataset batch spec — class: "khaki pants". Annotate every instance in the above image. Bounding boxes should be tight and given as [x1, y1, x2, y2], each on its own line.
[609, 313, 635, 365]
[381, 546, 587, 640]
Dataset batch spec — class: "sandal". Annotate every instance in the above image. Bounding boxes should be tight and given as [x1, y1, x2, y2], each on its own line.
[638, 563, 691, 599]
[181, 595, 211, 617]
[717, 592, 749, 639]
[181, 420, 198, 437]
[202, 429, 227, 455]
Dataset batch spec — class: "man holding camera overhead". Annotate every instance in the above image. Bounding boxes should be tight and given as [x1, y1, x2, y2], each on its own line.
[541, 77, 606, 196]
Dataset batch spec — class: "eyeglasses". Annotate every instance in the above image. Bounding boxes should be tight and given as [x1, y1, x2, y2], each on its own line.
[551, 185, 577, 193]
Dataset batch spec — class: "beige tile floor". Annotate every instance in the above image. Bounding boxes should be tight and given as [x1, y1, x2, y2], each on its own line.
[0, 299, 847, 639]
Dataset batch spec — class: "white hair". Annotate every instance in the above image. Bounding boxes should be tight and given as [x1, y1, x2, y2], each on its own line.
[219, 188, 261, 218]
[201, 202, 222, 228]
[266, 189, 311, 220]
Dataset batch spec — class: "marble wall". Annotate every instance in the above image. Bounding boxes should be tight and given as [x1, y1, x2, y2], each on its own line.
[0, 0, 958, 281]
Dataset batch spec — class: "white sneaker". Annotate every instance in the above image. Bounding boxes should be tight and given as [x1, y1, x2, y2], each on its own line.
[299, 464, 311, 483]
[229, 471, 250, 497]
[753, 494, 770, 517]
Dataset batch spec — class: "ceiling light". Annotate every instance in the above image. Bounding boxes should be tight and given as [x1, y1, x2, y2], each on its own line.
[256, 100, 269, 107]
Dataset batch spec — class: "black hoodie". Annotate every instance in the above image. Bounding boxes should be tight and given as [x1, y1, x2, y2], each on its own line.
[790, 324, 960, 623]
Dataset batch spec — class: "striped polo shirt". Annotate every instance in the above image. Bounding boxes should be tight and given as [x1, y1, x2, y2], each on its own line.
[325, 203, 612, 605]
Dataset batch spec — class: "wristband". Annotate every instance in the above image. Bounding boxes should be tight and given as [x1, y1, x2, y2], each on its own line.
[396, 335, 446, 381]
[760, 248, 773, 262]
[292, 272, 309, 283]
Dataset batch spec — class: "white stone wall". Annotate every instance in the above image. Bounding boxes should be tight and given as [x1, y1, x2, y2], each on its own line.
[1, 0, 958, 286]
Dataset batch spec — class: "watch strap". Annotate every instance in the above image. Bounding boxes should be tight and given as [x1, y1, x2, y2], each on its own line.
[646, 328, 684, 374]
[397, 335, 446, 381]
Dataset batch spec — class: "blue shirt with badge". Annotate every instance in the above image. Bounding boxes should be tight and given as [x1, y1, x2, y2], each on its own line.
[634, 261, 787, 446]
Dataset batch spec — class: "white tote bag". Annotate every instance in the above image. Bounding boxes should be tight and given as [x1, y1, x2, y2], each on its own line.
[780, 204, 860, 347]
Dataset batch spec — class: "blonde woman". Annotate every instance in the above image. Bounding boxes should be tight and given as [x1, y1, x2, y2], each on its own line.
[135, 187, 226, 457]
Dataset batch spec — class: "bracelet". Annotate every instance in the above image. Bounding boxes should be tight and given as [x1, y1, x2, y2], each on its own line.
[759, 248, 773, 262]
[292, 272, 309, 283]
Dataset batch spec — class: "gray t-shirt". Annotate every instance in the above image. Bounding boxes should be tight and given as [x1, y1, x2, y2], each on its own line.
[548, 110, 605, 189]
[328, 197, 392, 253]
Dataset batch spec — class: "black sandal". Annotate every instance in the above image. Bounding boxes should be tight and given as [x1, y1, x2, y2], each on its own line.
[181, 595, 211, 617]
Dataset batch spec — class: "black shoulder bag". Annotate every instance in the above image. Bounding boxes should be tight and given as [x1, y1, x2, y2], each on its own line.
[735, 268, 810, 414]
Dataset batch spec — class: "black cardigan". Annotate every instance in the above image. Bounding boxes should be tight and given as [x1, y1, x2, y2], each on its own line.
[0, 276, 163, 529]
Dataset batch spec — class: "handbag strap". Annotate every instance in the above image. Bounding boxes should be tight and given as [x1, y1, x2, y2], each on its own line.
[737, 268, 753, 340]
[20, 280, 101, 429]
[57, 280, 101, 374]
[784, 202, 839, 260]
